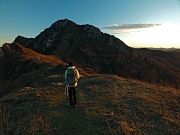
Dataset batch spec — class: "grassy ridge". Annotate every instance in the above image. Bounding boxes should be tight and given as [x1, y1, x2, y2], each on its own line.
[0, 74, 180, 134]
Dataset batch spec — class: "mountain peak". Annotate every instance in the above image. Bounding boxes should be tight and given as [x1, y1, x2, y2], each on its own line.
[82, 24, 102, 38]
[13, 19, 133, 55]
[51, 18, 76, 27]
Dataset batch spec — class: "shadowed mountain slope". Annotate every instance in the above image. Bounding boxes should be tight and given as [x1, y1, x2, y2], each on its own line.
[138, 48, 180, 70]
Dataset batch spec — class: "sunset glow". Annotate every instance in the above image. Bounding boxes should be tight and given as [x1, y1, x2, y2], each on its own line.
[122, 22, 180, 48]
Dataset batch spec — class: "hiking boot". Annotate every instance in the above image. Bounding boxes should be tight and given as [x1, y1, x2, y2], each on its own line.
[69, 105, 73, 108]
[74, 104, 77, 107]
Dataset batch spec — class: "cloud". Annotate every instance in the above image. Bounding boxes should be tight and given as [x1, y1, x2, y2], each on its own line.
[102, 23, 162, 30]
[109, 24, 119, 27]
[111, 30, 141, 34]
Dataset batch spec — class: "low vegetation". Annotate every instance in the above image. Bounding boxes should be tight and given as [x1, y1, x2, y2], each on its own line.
[0, 74, 179, 135]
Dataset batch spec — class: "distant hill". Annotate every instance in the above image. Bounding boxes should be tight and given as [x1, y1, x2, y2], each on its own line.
[170, 49, 180, 53]
[138, 48, 180, 70]
[147, 47, 180, 52]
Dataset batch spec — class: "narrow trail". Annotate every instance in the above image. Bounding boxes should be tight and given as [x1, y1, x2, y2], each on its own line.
[45, 76, 109, 135]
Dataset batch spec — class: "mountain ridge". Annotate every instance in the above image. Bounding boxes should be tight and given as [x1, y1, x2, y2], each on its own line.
[0, 18, 180, 93]
[147, 47, 180, 52]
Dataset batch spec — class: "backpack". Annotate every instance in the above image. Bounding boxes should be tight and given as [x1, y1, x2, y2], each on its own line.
[66, 68, 76, 86]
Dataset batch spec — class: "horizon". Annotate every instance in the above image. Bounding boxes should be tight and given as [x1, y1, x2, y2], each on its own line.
[0, 0, 180, 48]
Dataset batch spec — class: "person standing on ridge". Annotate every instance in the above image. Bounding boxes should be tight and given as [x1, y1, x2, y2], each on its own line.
[65, 62, 80, 107]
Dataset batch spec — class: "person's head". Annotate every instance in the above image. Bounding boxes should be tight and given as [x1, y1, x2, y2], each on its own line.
[68, 62, 74, 67]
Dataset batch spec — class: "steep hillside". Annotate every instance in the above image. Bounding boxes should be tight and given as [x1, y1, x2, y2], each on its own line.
[0, 75, 179, 135]
[138, 48, 180, 70]
[0, 43, 65, 96]
[138, 48, 180, 87]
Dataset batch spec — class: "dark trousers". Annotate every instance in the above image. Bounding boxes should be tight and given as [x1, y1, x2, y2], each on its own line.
[68, 87, 77, 106]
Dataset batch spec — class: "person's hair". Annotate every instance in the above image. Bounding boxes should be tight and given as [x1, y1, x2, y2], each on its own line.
[68, 62, 74, 67]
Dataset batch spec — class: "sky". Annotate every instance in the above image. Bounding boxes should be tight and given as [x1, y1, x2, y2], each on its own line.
[0, 0, 180, 48]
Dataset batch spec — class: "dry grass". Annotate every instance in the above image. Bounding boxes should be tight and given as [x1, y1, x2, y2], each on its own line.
[0, 74, 180, 135]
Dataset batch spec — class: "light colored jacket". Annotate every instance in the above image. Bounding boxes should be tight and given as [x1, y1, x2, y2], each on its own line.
[65, 66, 80, 87]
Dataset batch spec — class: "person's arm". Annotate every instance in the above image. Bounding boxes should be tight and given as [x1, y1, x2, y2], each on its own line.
[75, 69, 80, 79]
[64, 70, 67, 80]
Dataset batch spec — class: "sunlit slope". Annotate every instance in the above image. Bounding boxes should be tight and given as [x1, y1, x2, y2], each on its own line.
[0, 42, 65, 94]
[0, 74, 179, 135]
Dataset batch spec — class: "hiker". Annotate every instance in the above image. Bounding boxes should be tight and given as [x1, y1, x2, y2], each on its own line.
[65, 62, 80, 107]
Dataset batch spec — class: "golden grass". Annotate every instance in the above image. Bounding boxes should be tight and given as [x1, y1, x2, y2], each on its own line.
[0, 74, 180, 134]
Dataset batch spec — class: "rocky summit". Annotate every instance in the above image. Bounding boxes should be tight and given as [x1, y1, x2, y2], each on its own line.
[14, 19, 133, 56]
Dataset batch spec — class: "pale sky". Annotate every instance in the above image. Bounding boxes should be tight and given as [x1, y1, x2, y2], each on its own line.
[0, 0, 180, 48]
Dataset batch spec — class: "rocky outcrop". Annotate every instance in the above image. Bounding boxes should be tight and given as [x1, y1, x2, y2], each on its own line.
[0, 48, 3, 57]
[83, 24, 102, 38]
[14, 36, 32, 47]
[51, 19, 69, 30]
[108, 36, 138, 56]
[2, 43, 11, 56]
[108, 36, 124, 50]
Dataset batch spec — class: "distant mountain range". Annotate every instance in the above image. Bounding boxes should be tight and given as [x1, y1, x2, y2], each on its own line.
[0, 19, 180, 96]
[147, 47, 180, 52]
